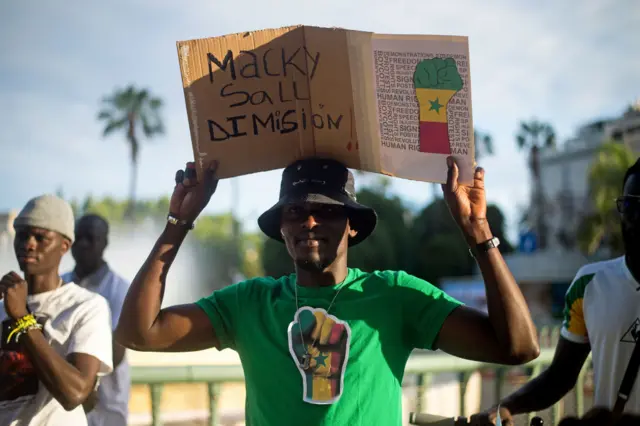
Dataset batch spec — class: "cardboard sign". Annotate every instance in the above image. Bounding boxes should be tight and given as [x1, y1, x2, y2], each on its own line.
[177, 25, 475, 184]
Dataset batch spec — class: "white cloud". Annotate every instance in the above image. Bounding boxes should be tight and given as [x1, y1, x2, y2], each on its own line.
[0, 0, 638, 244]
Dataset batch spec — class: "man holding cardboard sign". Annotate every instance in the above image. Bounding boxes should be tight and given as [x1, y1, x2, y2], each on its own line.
[115, 156, 539, 426]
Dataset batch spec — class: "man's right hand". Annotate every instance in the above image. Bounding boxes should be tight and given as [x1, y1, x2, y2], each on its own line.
[170, 161, 219, 223]
[469, 406, 514, 426]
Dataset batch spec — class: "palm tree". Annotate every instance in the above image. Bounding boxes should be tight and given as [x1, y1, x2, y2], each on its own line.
[474, 129, 494, 161]
[577, 141, 637, 255]
[516, 119, 557, 249]
[98, 85, 164, 219]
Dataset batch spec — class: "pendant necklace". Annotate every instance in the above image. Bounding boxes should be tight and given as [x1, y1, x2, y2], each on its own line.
[294, 280, 345, 370]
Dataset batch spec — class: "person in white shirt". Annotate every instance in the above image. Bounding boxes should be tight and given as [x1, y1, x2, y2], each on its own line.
[62, 214, 130, 426]
[0, 194, 113, 426]
[471, 158, 640, 425]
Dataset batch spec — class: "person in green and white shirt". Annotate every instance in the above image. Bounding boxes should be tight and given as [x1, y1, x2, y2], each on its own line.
[473, 158, 640, 425]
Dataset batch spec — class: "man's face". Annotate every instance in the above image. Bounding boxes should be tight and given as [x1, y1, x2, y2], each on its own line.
[13, 226, 69, 275]
[71, 217, 107, 270]
[281, 202, 356, 272]
[621, 174, 640, 256]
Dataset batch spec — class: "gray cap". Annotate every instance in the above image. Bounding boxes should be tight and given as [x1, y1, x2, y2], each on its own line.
[13, 194, 75, 243]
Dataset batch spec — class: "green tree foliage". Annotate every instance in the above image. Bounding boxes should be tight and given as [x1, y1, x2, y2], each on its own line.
[410, 200, 514, 285]
[260, 179, 514, 285]
[190, 213, 263, 290]
[68, 196, 262, 289]
[577, 141, 638, 255]
[474, 129, 494, 161]
[262, 238, 294, 278]
[67, 184, 514, 288]
[409, 199, 471, 283]
[348, 179, 413, 272]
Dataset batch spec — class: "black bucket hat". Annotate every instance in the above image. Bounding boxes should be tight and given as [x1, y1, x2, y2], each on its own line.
[258, 157, 378, 246]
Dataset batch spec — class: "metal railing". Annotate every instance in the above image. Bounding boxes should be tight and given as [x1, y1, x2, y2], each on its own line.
[130, 327, 592, 426]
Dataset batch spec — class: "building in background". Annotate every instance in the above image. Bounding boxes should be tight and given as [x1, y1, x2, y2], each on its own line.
[530, 103, 640, 255]
[609, 101, 640, 153]
[463, 104, 640, 325]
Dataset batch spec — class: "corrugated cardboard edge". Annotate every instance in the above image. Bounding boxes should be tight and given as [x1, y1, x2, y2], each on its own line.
[463, 37, 476, 170]
[370, 33, 476, 179]
[176, 41, 206, 173]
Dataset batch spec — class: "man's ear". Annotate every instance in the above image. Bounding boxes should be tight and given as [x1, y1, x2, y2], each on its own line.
[60, 238, 71, 255]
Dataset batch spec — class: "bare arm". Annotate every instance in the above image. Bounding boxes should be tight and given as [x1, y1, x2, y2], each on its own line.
[113, 340, 126, 367]
[501, 337, 591, 414]
[21, 329, 101, 411]
[435, 225, 540, 365]
[114, 224, 219, 352]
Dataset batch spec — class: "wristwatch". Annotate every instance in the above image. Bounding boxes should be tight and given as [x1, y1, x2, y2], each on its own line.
[476, 237, 500, 252]
[167, 214, 195, 230]
[469, 237, 500, 257]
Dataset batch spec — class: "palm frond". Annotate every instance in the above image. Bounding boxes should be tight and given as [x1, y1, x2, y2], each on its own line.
[482, 134, 494, 154]
[141, 113, 164, 137]
[473, 129, 495, 159]
[102, 117, 128, 137]
[98, 85, 165, 140]
[149, 97, 163, 109]
[517, 119, 557, 150]
[97, 110, 113, 121]
[112, 86, 137, 110]
[133, 89, 149, 111]
[542, 124, 557, 147]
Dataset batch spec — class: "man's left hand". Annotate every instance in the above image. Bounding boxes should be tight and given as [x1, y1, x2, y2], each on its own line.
[0, 272, 29, 320]
[441, 156, 492, 244]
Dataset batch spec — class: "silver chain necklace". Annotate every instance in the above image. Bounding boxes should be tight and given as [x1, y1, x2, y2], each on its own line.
[294, 281, 345, 370]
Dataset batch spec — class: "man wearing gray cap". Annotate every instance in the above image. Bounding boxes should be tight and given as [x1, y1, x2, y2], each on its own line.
[0, 194, 113, 426]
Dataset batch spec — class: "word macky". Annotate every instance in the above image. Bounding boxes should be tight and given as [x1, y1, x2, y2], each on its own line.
[207, 47, 320, 83]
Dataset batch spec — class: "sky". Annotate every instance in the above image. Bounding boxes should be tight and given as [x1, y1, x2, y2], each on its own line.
[1, 0, 639, 243]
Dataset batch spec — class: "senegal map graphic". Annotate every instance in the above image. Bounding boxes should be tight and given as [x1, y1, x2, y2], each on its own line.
[413, 57, 463, 155]
[288, 307, 351, 405]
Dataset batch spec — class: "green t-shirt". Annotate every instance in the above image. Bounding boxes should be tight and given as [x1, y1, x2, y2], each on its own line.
[196, 268, 462, 426]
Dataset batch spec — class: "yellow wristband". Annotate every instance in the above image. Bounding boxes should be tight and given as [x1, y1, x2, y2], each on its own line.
[6, 314, 38, 344]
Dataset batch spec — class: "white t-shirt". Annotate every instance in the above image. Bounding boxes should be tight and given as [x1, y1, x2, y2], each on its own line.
[561, 256, 640, 413]
[62, 264, 131, 426]
[0, 282, 113, 426]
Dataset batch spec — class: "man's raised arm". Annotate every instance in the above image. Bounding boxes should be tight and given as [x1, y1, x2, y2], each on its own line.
[115, 162, 220, 352]
[432, 159, 540, 365]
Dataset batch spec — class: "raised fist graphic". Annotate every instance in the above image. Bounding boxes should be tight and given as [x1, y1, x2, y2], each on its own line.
[413, 57, 464, 154]
[288, 307, 351, 405]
